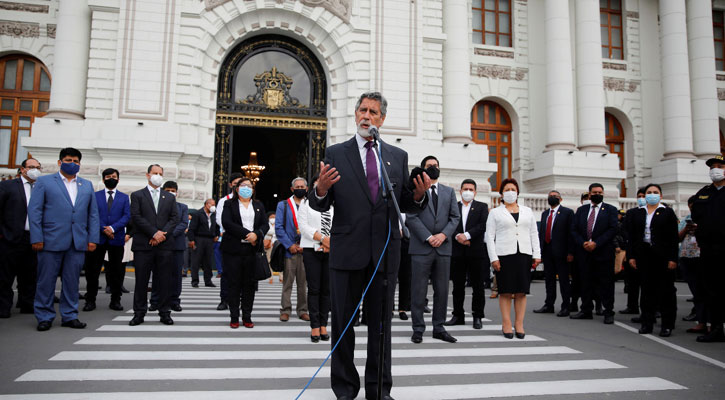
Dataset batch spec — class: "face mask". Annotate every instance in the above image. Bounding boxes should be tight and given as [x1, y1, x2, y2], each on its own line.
[547, 195, 560, 207]
[293, 188, 307, 199]
[149, 174, 164, 187]
[269, 218, 275, 225]
[425, 166, 440, 180]
[590, 194, 603, 204]
[502, 190, 518, 204]
[357, 120, 372, 138]
[581, 200, 591, 206]
[60, 162, 80, 176]
[709, 168, 725, 183]
[26, 168, 41, 181]
[238, 186, 253, 199]
[104, 178, 118, 189]
[209, 206, 216, 213]
[461, 190, 475, 202]
[167, 191, 177, 197]
[636, 197, 646, 207]
[645, 193, 660, 205]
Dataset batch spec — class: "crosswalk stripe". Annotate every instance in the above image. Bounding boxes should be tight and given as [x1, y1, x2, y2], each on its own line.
[111, 316, 498, 325]
[16, 359, 624, 382]
[74, 336, 544, 345]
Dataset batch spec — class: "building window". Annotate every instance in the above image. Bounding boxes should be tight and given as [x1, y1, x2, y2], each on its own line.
[472, 0, 512, 47]
[600, 0, 624, 60]
[605, 112, 626, 196]
[0, 55, 50, 169]
[471, 100, 512, 191]
[714, 10, 725, 71]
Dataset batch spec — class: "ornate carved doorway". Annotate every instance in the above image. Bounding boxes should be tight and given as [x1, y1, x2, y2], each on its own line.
[214, 35, 327, 208]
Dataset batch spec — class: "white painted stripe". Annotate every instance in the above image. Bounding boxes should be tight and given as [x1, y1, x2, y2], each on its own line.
[614, 321, 725, 369]
[75, 335, 543, 345]
[16, 360, 623, 382]
[111, 316, 497, 326]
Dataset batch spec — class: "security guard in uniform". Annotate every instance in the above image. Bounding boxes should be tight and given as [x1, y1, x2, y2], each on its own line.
[691, 155, 725, 342]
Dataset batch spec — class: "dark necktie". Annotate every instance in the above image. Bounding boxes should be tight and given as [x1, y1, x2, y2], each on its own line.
[364, 141, 379, 201]
[107, 191, 114, 212]
[586, 205, 597, 240]
[320, 210, 331, 237]
[431, 185, 438, 213]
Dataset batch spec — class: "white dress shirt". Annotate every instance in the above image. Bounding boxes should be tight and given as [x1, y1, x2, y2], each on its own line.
[59, 172, 78, 206]
[461, 200, 472, 240]
[216, 194, 232, 232]
[239, 200, 255, 243]
[21, 176, 32, 231]
[644, 204, 665, 244]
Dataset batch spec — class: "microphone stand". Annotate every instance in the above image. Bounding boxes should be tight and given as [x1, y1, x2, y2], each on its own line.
[371, 130, 408, 400]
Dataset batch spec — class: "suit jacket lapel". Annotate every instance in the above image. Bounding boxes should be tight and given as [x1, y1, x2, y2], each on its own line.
[458, 202, 463, 231]
[143, 188, 157, 216]
[15, 179, 27, 210]
[344, 138, 373, 204]
[53, 174, 74, 207]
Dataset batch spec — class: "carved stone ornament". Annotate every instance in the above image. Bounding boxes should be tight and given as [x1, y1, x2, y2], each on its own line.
[203, 0, 232, 11]
[474, 48, 515, 59]
[0, 21, 39, 38]
[603, 77, 639, 92]
[242, 66, 305, 110]
[300, 0, 351, 23]
[0, 2, 49, 13]
[718, 88, 725, 101]
[471, 64, 528, 81]
[47, 24, 56, 38]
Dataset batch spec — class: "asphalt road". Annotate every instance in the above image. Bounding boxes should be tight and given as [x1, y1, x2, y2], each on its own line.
[0, 274, 723, 399]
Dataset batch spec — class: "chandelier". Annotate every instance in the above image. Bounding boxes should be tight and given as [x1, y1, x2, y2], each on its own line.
[241, 151, 265, 183]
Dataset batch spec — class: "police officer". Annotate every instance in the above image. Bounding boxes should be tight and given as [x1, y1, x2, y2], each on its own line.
[691, 155, 725, 342]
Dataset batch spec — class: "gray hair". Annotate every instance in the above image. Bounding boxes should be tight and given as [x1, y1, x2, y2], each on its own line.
[355, 92, 388, 116]
[291, 177, 307, 187]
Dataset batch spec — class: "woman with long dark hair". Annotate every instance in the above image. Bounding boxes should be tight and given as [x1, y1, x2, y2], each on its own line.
[220, 177, 268, 329]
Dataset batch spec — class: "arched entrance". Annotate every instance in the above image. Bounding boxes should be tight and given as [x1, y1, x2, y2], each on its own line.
[470, 100, 512, 191]
[605, 112, 626, 196]
[214, 35, 327, 211]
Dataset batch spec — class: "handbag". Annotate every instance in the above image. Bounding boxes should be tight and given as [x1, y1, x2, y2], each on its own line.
[270, 241, 286, 272]
[254, 251, 272, 281]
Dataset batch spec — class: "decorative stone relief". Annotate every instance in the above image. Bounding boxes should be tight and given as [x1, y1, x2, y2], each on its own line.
[203, 0, 232, 11]
[179, 169, 195, 180]
[0, 21, 39, 38]
[718, 88, 725, 100]
[178, 189, 194, 200]
[0, 2, 49, 13]
[603, 62, 626, 71]
[717, 74, 725, 81]
[300, 0, 351, 23]
[626, 11, 639, 19]
[196, 171, 208, 183]
[471, 64, 528, 81]
[473, 48, 515, 59]
[603, 77, 639, 92]
[47, 24, 56, 38]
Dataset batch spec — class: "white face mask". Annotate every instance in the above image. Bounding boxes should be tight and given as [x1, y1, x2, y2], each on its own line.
[269, 218, 275, 225]
[209, 206, 216, 213]
[357, 120, 372, 138]
[502, 191, 518, 204]
[26, 168, 41, 181]
[461, 190, 475, 202]
[149, 174, 164, 187]
[709, 168, 725, 183]
[168, 191, 176, 197]
[582, 200, 591, 206]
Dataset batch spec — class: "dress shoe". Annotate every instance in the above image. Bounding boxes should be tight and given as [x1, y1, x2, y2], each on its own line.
[411, 332, 423, 343]
[619, 307, 639, 315]
[320, 333, 330, 341]
[148, 304, 158, 312]
[216, 301, 228, 311]
[109, 301, 123, 311]
[191, 283, 199, 288]
[473, 317, 483, 330]
[502, 330, 514, 339]
[631, 316, 642, 323]
[160, 315, 174, 325]
[19, 306, 33, 314]
[515, 332, 526, 339]
[61, 319, 87, 329]
[697, 327, 725, 343]
[82, 302, 96, 312]
[533, 305, 555, 314]
[399, 311, 408, 320]
[280, 313, 290, 322]
[121, 286, 130, 293]
[300, 313, 310, 321]
[682, 313, 697, 322]
[638, 324, 653, 334]
[659, 328, 672, 337]
[311, 335, 320, 343]
[570, 312, 593, 320]
[243, 320, 254, 328]
[595, 309, 604, 316]
[569, 303, 579, 312]
[205, 282, 216, 288]
[432, 331, 457, 343]
[686, 325, 707, 334]
[129, 315, 145, 326]
[37, 321, 52, 331]
[171, 304, 183, 312]
[424, 306, 432, 313]
[0, 312, 10, 318]
[557, 309, 570, 317]
[603, 315, 614, 324]
[230, 322, 239, 329]
[444, 316, 465, 326]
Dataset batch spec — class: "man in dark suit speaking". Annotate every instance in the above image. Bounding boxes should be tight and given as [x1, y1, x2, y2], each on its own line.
[309, 92, 430, 400]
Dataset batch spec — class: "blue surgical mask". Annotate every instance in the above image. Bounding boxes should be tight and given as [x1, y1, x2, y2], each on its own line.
[645, 193, 660, 205]
[238, 186, 253, 199]
[636, 197, 646, 207]
[60, 162, 80, 176]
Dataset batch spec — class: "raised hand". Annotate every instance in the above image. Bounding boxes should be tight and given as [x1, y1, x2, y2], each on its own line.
[316, 161, 341, 196]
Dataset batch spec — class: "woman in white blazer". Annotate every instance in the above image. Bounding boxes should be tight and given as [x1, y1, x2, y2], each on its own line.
[485, 178, 541, 339]
[298, 182, 334, 343]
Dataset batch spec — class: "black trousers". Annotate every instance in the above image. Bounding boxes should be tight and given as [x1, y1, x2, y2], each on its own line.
[223, 244, 256, 322]
[701, 247, 725, 327]
[681, 257, 707, 324]
[303, 248, 330, 328]
[638, 246, 677, 328]
[578, 252, 615, 316]
[330, 241, 399, 400]
[133, 249, 172, 316]
[622, 260, 640, 311]
[542, 246, 571, 310]
[451, 255, 486, 318]
[396, 238, 411, 311]
[84, 243, 124, 303]
[570, 258, 580, 307]
[0, 235, 36, 313]
[153, 250, 184, 307]
[191, 236, 214, 285]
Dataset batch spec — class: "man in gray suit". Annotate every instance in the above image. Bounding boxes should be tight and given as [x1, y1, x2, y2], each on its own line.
[406, 156, 460, 343]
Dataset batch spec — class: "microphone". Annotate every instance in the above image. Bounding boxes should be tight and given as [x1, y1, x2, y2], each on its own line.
[368, 126, 381, 142]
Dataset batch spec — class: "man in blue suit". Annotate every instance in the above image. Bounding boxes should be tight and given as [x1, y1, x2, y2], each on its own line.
[29, 147, 100, 331]
[82, 168, 130, 312]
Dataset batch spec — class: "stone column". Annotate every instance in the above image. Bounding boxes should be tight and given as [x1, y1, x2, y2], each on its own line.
[575, 0, 607, 152]
[545, 0, 577, 151]
[442, 0, 472, 143]
[660, 0, 695, 159]
[687, 0, 721, 158]
[47, 0, 91, 119]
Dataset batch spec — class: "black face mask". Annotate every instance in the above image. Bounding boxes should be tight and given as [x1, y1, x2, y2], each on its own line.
[590, 194, 604, 204]
[293, 188, 307, 199]
[104, 178, 118, 189]
[426, 166, 440, 180]
[547, 195, 560, 207]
